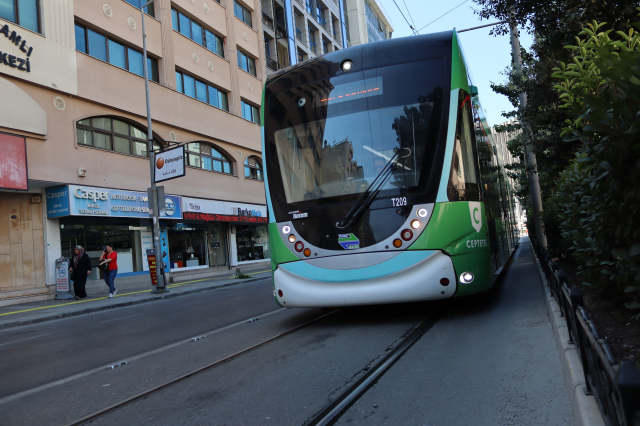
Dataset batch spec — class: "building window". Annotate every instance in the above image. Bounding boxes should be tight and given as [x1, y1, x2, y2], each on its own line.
[234, 1, 252, 28]
[322, 39, 328, 54]
[185, 142, 233, 175]
[309, 28, 316, 53]
[241, 100, 260, 124]
[75, 24, 159, 82]
[297, 51, 303, 62]
[175, 70, 229, 111]
[237, 49, 256, 76]
[171, 8, 224, 58]
[316, 4, 325, 25]
[244, 156, 263, 181]
[123, 0, 154, 17]
[365, 0, 386, 43]
[76, 117, 162, 157]
[0, 0, 40, 33]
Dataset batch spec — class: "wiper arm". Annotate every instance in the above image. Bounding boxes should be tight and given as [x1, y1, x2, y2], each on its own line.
[336, 148, 411, 229]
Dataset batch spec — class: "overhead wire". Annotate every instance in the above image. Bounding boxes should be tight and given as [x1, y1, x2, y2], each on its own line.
[415, 0, 470, 33]
[401, 0, 418, 33]
[391, 0, 418, 34]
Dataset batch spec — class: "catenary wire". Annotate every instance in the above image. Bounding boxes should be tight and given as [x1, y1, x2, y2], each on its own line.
[415, 0, 470, 33]
[401, 0, 418, 33]
[391, 0, 418, 34]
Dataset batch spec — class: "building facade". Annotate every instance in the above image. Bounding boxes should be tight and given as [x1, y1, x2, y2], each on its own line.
[260, 0, 392, 75]
[0, 0, 270, 306]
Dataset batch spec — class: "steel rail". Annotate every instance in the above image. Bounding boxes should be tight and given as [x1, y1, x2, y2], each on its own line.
[305, 315, 440, 426]
[64, 310, 337, 426]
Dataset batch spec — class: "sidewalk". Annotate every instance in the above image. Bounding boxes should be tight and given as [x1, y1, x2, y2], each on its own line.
[0, 270, 272, 330]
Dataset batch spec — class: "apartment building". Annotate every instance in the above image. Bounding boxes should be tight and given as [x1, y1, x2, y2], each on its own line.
[0, 0, 270, 306]
[260, 0, 393, 75]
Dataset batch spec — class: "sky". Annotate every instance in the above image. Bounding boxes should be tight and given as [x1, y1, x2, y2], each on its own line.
[378, 0, 533, 127]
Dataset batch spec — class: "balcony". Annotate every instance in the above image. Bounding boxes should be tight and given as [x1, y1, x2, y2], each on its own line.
[262, 12, 274, 30]
[266, 55, 278, 71]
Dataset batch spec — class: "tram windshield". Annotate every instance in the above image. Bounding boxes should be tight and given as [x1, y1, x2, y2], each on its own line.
[267, 59, 445, 205]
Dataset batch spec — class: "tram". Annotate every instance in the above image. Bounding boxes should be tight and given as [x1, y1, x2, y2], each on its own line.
[261, 30, 518, 308]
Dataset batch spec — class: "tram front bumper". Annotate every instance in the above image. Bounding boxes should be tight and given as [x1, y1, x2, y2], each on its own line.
[273, 251, 457, 308]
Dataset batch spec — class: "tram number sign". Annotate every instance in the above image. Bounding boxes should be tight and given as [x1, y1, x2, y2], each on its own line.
[391, 197, 408, 207]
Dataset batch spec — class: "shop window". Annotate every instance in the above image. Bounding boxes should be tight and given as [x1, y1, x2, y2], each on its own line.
[166, 223, 207, 268]
[175, 70, 229, 111]
[244, 156, 263, 181]
[237, 49, 257, 77]
[76, 116, 162, 157]
[124, 0, 155, 17]
[241, 100, 260, 124]
[75, 24, 159, 82]
[234, 1, 252, 28]
[236, 224, 269, 261]
[0, 0, 40, 33]
[171, 8, 224, 58]
[186, 142, 233, 175]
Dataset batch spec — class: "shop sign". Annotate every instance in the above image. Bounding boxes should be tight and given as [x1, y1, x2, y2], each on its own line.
[155, 146, 185, 183]
[183, 212, 267, 224]
[45, 186, 182, 219]
[145, 249, 158, 286]
[181, 198, 267, 220]
[184, 202, 203, 212]
[0, 24, 33, 73]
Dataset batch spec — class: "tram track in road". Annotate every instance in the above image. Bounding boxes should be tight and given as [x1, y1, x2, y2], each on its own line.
[63, 309, 339, 426]
[304, 314, 441, 426]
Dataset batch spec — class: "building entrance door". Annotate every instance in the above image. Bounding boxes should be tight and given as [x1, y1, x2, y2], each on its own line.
[206, 223, 228, 267]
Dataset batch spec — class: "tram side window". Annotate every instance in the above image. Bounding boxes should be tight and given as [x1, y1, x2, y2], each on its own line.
[447, 90, 481, 201]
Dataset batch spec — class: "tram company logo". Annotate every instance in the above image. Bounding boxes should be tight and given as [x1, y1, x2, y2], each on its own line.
[469, 201, 482, 233]
[338, 233, 360, 250]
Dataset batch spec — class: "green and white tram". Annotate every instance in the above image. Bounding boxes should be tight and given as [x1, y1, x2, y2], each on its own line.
[261, 31, 518, 308]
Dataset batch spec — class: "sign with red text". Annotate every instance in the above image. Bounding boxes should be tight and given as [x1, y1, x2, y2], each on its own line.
[146, 249, 158, 286]
[183, 212, 267, 224]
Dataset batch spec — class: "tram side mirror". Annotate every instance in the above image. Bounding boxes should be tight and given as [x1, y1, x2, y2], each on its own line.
[469, 85, 479, 96]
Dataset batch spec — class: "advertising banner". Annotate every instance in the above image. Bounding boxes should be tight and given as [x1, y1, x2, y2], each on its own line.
[146, 249, 158, 286]
[55, 258, 70, 292]
[45, 186, 182, 219]
[140, 231, 153, 271]
[155, 146, 185, 183]
[0, 133, 27, 190]
[181, 198, 267, 222]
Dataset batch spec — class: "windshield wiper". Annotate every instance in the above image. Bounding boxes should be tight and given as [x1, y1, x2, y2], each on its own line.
[336, 147, 411, 229]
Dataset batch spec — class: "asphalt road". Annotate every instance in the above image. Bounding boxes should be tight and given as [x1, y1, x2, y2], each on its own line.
[0, 239, 574, 426]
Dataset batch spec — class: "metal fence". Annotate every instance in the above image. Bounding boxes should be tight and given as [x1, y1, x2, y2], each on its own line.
[530, 238, 640, 426]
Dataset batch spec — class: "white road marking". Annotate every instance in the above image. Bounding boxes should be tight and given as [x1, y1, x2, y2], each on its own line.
[0, 308, 286, 405]
[99, 314, 143, 324]
[0, 334, 52, 347]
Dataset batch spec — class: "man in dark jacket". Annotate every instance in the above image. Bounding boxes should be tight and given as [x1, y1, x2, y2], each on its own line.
[70, 245, 92, 299]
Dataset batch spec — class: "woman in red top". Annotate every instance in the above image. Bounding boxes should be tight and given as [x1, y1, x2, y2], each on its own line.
[99, 244, 118, 298]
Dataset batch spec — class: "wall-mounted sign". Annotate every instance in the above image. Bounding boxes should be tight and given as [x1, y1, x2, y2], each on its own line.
[154, 145, 185, 183]
[0, 133, 27, 190]
[181, 198, 267, 219]
[45, 185, 182, 219]
[0, 24, 33, 73]
[184, 202, 203, 212]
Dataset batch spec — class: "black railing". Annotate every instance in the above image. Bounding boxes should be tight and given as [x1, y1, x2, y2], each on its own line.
[530, 238, 640, 426]
[262, 11, 274, 30]
[266, 55, 278, 71]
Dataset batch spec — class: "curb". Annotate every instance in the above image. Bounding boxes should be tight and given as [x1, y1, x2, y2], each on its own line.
[529, 240, 605, 426]
[0, 276, 269, 331]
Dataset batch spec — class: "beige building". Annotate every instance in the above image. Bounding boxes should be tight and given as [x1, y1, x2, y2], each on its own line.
[0, 0, 270, 306]
[259, 0, 392, 75]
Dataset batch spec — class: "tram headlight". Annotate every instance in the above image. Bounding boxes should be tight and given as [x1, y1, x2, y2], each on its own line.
[417, 208, 428, 218]
[341, 60, 353, 72]
[288, 234, 296, 243]
[460, 272, 474, 284]
[410, 220, 421, 229]
[282, 225, 291, 234]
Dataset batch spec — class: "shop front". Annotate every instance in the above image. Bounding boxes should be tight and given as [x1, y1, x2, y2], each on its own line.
[181, 198, 268, 268]
[46, 185, 182, 279]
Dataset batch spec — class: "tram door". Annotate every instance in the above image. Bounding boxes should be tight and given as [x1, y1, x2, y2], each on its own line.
[206, 223, 228, 267]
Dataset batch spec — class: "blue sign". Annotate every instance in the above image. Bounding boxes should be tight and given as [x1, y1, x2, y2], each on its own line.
[45, 185, 182, 219]
[46, 187, 71, 218]
[160, 223, 170, 271]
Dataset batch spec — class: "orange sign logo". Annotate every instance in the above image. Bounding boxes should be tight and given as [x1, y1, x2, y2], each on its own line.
[156, 157, 164, 169]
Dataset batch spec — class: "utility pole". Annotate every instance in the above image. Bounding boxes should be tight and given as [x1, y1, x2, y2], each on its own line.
[141, 0, 166, 293]
[509, 16, 547, 247]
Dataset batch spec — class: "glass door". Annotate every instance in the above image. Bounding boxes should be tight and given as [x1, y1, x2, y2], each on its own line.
[206, 223, 228, 267]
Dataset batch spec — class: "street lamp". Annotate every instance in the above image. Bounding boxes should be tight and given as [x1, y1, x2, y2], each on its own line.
[141, 0, 165, 293]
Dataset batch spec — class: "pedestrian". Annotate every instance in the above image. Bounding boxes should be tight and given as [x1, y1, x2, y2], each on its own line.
[70, 245, 91, 299]
[99, 244, 118, 298]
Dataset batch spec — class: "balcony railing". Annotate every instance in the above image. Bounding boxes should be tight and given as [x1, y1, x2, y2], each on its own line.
[266, 55, 278, 71]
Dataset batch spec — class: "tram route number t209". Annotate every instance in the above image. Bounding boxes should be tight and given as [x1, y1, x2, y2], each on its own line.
[392, 197, 408, 207]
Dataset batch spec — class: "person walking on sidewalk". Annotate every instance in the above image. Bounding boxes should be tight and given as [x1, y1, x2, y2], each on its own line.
[99, 244, 118, 298]
[70, 245, 91, 299]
